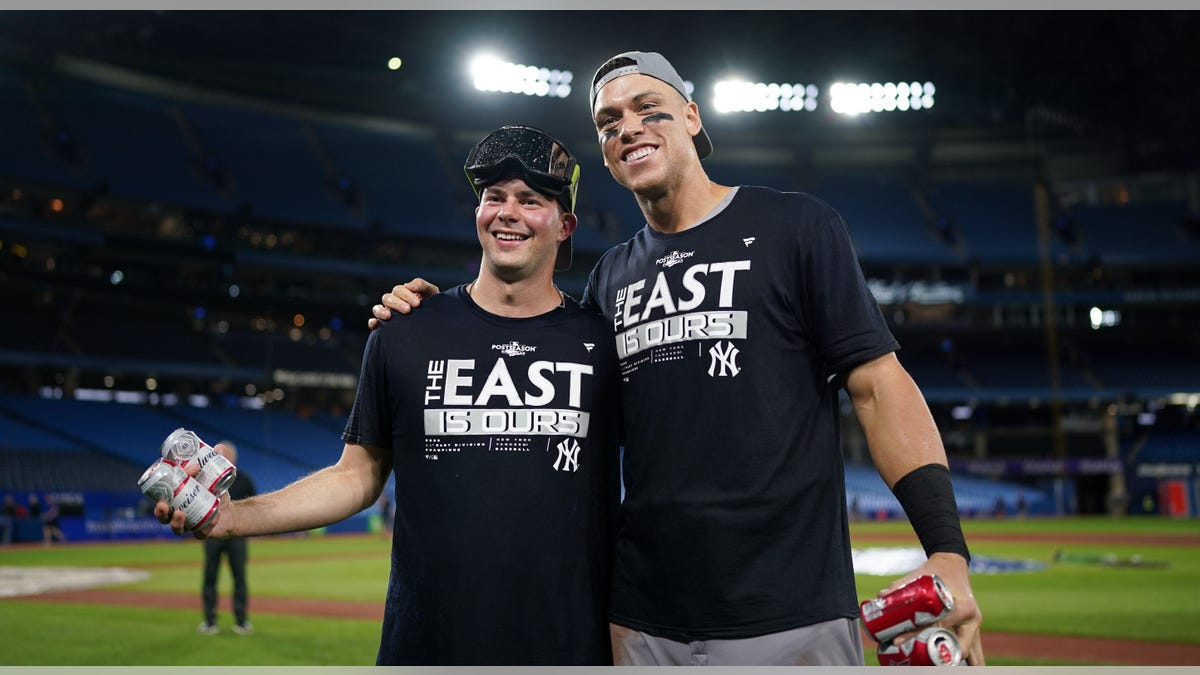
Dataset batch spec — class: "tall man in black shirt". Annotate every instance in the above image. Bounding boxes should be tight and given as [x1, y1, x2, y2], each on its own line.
[373, 51, 984, 666]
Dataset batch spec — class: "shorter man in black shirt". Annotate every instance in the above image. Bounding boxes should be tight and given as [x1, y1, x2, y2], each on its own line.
[158, 125, 620, 665]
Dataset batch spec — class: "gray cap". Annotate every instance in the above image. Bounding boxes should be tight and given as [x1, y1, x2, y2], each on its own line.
[589, 51, 713, 160]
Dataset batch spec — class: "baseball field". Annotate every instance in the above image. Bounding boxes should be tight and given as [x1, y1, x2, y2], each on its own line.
[1, 516, 1198, 666]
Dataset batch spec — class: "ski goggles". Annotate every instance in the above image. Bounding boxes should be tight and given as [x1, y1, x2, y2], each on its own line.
[464, 125, 580, 213]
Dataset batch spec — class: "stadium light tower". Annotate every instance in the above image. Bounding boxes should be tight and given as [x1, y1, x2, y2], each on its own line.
[830, 80, 936, 115]
[713, 79, 818, 114]
[469, 53, 572, 99]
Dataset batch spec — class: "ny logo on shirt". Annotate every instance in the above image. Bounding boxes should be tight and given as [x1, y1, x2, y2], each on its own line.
[553, 438, 581, 472]
[707, 341, 741, 377]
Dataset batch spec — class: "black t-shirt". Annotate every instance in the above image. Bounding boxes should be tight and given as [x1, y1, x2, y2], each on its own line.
[228, 470, 256, 502]
[582, 186, 899, 642]
[343, 285, 621, 665]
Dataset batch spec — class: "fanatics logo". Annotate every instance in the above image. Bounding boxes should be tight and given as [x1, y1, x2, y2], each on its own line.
[742, 237, 756, 247]
[655, 250, 695, 268]
[491, 341, 537, 357]
[583, 343, 595, 352]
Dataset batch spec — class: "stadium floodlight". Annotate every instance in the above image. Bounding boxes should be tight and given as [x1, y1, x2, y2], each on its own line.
[1089, 306, 1121, 329]
[831, 80, 936, 115]
[387, 57, 402, 71]
[470, 54, 573, 99]
[713, 79, 817, 114]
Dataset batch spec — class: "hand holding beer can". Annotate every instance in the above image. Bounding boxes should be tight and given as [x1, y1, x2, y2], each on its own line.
[138, 460, 220, 533]
[860, 574, 955, 643]
[877, 626, 963, 666]
[160, 428, 236, 495]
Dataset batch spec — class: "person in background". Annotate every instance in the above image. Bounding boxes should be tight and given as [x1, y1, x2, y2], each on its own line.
[41, 493, 66, 545]
[198, 441, 257, 635]
[1, 494, 23, 545]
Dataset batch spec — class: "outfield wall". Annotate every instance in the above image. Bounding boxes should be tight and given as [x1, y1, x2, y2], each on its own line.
[0, 490, 378, 544]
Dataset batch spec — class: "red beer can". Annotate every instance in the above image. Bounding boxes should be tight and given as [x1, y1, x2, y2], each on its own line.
[860, 574, 954, 643]
[877, 626, 963, 666]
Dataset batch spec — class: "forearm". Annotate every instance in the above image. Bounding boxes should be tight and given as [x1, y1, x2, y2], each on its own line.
[227, 443, 389, 537]
[847, 354, 970, 561]
[848, 353, 947, 488]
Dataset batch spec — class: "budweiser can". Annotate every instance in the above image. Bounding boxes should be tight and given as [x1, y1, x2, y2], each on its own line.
[877, 626, 963, 666]
[138, 460, 220, 532]
[860, 574, 954, 644]
[160, 428, 236, 495]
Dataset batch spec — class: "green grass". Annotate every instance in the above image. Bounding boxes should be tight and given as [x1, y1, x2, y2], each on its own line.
[856, 514, 1200, 538]
[0, 533, 393, 601]
[852, 517, 1200, 645]
[0, 602, 380, 665]
[1, 518, 1198, 665]
[0, 533, 391, 666]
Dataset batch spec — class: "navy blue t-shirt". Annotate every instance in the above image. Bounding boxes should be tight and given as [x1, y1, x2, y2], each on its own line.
[344, 285, 621, 665]
[583, 186, 899, 642]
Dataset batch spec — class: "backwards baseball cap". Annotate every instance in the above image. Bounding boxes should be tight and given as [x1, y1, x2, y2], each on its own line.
[464, 125, 580, 271]
[589, 50, 713, 160]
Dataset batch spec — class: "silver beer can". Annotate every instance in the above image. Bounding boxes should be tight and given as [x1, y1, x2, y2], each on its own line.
[160, 428, 237, 495]
[138, 459, 220, 532]
[138, 459, 180, 504]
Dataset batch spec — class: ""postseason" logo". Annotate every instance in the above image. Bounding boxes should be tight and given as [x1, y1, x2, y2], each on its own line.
[655, 250, 695, 268]
[492, 341, 537, 357]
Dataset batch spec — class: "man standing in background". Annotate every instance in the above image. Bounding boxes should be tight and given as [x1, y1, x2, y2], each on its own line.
[198, 441, 256, 635]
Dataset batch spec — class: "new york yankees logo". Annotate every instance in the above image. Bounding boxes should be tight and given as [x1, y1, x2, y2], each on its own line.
[707, 341, 741, 377]
[553, 438, 581, 472]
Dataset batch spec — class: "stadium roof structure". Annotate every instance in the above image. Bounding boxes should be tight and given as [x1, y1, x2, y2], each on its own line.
[0, 10, 1196, 176]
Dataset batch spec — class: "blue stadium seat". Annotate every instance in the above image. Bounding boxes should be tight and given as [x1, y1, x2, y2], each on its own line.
[0, 413, 83, 451]
[312, 122, 467, 240]
[163, 405, 344, 471]
[808, 170, 963, 265]
[0, 69, 90, 189]
[40, 79, 231, 211]
[0, 308, 60, 354]
[843, 463, 1050, 518]
[214, 330, 358, 373]
[182, 103, 367, 229]
[926, 180, 1045, 264]
[1137, 431, 1200, 463]
[706, 163, 799, 193]
[1090, 354, 1200, 397]
[0, 449, 143, 492]
[1068, 201, 1200, 265]
[573, 145, 646, 248]
[63, 305, 221, 367]
[0, 396, 342, 494]
[0, 396, 185, 466]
